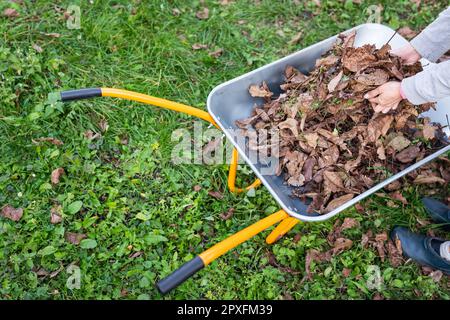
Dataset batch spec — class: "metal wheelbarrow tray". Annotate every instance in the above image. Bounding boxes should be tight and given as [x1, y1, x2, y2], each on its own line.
[208, 23, 450, 222]
[58, 23, 450, 294]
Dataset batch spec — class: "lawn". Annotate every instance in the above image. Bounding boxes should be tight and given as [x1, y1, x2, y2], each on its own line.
[0, 0, 449, 300]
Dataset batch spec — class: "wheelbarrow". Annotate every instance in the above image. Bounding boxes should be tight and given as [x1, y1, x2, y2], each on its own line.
[58, 23, 450, 294]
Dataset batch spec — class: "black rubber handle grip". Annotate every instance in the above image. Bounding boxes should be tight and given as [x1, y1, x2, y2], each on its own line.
[60, 88, 102, 101]
[156, 256, 204, 294]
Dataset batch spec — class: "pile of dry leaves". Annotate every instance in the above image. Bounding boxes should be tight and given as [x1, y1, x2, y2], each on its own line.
[236, 31, 449, 214]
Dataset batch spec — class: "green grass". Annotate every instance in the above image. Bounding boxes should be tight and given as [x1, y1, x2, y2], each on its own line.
[1, 0, 449, 300]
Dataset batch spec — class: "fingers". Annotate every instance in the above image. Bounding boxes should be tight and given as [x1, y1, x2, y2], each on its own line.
[364, 87, 381, 99]
[368, 97, 381, 105]
[373, 102, 399, 114]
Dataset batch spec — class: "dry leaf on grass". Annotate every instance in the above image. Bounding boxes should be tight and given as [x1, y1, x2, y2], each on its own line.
[413, 175, 446, 185]
[209, 48, 223, 58]
[50, 205, 63, 224]
[208, 190, 224, 200]
[1, 205, 23, 221]
[32, 43, 43, 53]
[289, 32, 303, 45]
[65, 232, 87, 245]
[192, 43, 208, 50]
[51, 168, 65, 185]
[220, 208, 235, 220]
[32, 137, 64, 146]
[390, 191, 408, 205]
[3, 8, 19, 18]
[341, 217, 360, 230]
[196, 7, 209, 20]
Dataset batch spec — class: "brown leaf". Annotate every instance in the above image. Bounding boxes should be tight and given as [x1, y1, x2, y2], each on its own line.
[367, 114, 393, 142]
[413, 175, 446, 185]
[208, 190, 224, 200]
[249, 82, 273, 98]
[84, 130, 101, 140]
[192, 43, 208, 50]
[375, 232, 388, 242]
[354, 203, 365, 213]
[429, 270, 443, 283]
[356, 69, 389, 86]
[376, 144, 386, 160]
[327, 70, 343, 93]
[65, 232, 86, 245]
[333, 238, 353, 254]
[278, 118, 299, 137]
[302, 157, 316, 182]
[318, 145, 340, 168]
[387, 135, 410, 152]
[324, 194, 354, 213]
[50, 205, 63, 224]
[303, 132, 319, 149]
[385, 180, 401, 191]
[341, 217, 360, 230]
[195, 7, 209, 20]
[387, 240, 403, 267]
[202, 138, 221, 155]
[289, 32, 303, 45]
[44, 32, 61, 38]
[396, 145, 420, 163]
[342, 268, 351, 277]
[323, 171, 345, 193]
[209, 48, 223, 58]
[422, 123, 436, 140]
[220, 208, 235, 220]
[342, 46, 377, 72]
[3, 8, 19, 18]
[193, 185, 202, 192]
[390, 191, 408, 205]
[32, 137, 64, 146]
[51, 168, 65, 185]
[1, 205, 23, 221]
[98, 119, 109, 132]
[315, 55, 339, 68]
[342, 30, 356, 48]
[129, 251, 143, 259]
[32, 43, 43, 53]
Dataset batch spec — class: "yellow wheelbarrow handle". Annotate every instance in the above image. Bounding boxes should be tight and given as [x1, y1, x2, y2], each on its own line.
[156, 210, 289, 294]
[60, 87, 217, 126]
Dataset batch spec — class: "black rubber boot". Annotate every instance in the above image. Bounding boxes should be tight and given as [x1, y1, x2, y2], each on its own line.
[422, 198, 450, 229]
[390, 226, 450, 276]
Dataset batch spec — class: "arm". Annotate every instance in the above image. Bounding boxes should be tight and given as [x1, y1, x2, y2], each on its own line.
[365, 7, 450, 111]
[401, 60, 450, 105]
[410, 6, 450, 63]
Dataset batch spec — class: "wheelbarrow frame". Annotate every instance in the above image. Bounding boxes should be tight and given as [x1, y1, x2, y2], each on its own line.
[58, 23, 450, 295]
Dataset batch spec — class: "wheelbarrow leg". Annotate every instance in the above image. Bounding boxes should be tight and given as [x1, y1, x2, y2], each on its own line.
[228, 148, 261, 193]
[156, 210, 289, 294]
[265, 217, 300, 244]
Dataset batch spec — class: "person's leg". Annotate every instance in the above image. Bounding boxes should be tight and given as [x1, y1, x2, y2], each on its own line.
[422, 197, 450, 225]
[440, 241, 450, 262]
[390, 227, 450, 275]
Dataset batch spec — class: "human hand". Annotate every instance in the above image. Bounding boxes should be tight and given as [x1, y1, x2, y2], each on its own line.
[364, 81, 403, 114]
[391, 43, 421, 65]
